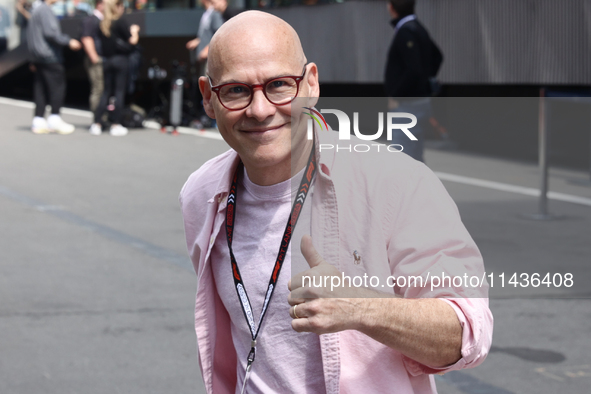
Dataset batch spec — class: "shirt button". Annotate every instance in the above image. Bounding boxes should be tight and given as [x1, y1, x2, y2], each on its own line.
[210, 235, 215, 245]
[218, 196, 224, 203]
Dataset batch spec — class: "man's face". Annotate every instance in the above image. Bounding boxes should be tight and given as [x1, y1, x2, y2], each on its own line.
[200, 33, 319, 176]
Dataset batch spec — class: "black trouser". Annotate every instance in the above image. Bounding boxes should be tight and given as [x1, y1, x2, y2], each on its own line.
[33, 62, 66, 117]
[0, 38, 7, 54]
[94, 55, 128, 124]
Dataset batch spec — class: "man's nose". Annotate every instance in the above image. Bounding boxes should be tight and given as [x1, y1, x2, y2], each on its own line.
[245, 88, 276, 122]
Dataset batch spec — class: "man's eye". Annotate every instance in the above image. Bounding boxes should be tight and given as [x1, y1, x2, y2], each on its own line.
[268, 79, 296, 93]
[270, 80, 286, 88]
[228, 86, 246, 94]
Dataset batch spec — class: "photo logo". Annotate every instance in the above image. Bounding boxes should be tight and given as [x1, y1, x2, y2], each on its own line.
[303, 107, 328, 131]
[305, 108, 417, 141]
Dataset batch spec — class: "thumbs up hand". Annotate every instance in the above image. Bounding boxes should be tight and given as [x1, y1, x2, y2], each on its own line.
[288, 235, 363, 335]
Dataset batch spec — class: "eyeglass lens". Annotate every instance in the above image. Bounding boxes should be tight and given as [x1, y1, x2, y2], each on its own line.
[218, 77, 299, 109]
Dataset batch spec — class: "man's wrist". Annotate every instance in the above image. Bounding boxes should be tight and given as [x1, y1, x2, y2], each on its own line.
[353, 295, 402, 336]
[348, 290, 396, 332]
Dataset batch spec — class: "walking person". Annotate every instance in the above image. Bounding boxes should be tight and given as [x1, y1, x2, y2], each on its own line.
[81, 0, 104, 112]
[89, 0, 139, 136]
[27, 0, 82, 134]
[384, 0, 443, 162]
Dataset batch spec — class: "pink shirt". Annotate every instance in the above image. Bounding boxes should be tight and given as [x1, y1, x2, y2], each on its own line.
[211, 167, 325, 393]
[180, 127, 493, 394]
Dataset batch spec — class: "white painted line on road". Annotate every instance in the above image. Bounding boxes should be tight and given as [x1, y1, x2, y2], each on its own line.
[143, 120, 224, 141]
[436, 172, 591, 207]
[1, 96, 224, 139]
[0, 96, 92, 117]
[176, 126, 225, 140]
[0, 96, 34, 109]
[61, 107, 93, 118]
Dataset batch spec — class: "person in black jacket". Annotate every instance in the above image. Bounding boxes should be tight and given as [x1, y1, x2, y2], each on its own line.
[384, 0, 442, 162]
[90, 0, 139, 136]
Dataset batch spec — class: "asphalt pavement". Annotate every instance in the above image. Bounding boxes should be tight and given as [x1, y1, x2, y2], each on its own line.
[1, 98, 590, 394]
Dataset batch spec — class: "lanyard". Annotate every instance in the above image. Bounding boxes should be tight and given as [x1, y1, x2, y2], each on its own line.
[225, 142, 316, 393]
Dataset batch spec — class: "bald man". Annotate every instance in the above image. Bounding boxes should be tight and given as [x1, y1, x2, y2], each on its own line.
[180, 11, 492, 394]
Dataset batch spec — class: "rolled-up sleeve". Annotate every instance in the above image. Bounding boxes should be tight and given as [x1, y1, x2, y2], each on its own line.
[403, 298, 493, 375]
[385, 162, 493, 375]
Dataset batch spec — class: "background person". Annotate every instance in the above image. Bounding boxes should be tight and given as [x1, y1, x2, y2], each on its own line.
[70, 0, 92, 16]
[186, 0, 223, 127]
[90, 0, 139, 136]
[81, 0, 104, 113]
[211, 0, 241, 22]
[27, 0, 82, 134]
[384, 0, 443, 162]
[16, 0, 32, 45]
[185, 0, 223, 73]
[0, 4, 10, 55]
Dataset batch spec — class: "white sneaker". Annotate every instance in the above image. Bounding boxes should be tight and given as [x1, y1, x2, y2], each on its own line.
[32, 117, 50, 134]
[89, 123, 102, 136]
[47, 115, 75, 135]
[109, 124, 128, 137]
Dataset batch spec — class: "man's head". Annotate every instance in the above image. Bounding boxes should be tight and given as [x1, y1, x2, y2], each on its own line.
[199, 11, 319, 183]
[388, 0, 415, 19]
[210, 0, 227, 13]
[95, 0, 104, 12]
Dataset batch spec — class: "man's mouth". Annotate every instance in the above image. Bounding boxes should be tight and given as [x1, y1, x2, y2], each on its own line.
[240, 123, 287, 133]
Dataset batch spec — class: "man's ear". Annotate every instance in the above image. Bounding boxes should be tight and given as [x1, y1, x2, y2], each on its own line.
[387, 2, 398, 19]
[199, 76, 216, 119]
[305, 63, 320, 108]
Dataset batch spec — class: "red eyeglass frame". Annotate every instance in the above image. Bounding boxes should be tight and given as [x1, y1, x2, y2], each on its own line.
[207, 65, 308, 111]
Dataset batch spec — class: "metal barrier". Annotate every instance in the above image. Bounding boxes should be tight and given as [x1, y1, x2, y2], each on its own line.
[523, 89, 591, 220]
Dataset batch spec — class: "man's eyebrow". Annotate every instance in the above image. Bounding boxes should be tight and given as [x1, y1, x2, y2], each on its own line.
[216, 71, 303, 85]
[215, 78, 243, 85]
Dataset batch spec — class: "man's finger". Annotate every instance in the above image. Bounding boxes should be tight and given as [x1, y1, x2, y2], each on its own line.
[289, 303, 308, 320]
[288, 291, 307, 306]
[301, 235, 323, 268]
[291, 318, 311, 333]
[290, 285, 323, 301]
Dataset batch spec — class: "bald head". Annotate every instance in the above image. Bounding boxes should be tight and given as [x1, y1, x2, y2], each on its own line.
[207, 11, 306, 81]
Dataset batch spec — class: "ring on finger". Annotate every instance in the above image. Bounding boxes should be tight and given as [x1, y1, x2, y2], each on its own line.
[293, 304, 300, 319]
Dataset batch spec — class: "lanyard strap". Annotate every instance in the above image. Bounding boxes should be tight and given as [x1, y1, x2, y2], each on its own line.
[225, 142, 316, 391]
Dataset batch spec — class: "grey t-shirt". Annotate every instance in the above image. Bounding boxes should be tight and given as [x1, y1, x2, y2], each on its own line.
[196, 7, 224, 55]
[27, 0, 70, 63]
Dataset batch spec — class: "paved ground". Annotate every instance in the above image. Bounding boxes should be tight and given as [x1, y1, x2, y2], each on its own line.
[1, 98, 590, 393]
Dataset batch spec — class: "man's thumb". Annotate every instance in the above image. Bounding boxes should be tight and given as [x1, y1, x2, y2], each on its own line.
[301, 235, 323, 268]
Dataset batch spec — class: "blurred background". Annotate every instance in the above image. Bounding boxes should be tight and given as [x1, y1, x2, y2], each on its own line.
[1, 1, 590, 393]
[1, 0, 590, 166]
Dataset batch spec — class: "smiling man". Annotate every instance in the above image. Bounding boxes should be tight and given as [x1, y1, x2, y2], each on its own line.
[180, 11, 492, 394]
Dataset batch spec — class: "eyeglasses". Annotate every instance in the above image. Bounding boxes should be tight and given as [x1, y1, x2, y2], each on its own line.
[208, 65, 307, 111]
